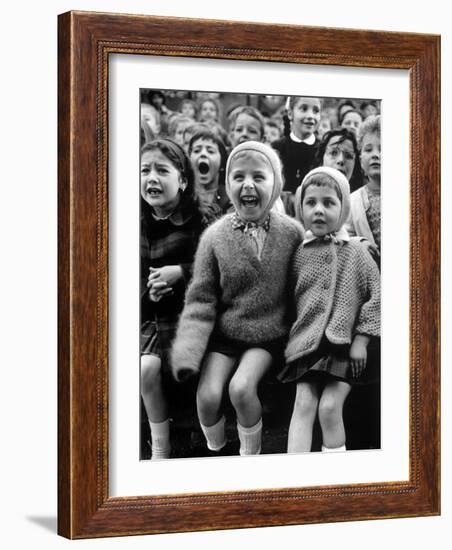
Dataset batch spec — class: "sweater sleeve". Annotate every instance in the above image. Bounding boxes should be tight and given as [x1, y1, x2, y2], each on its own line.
[354, 247, 381, 338]
[171, 228, 220, 379]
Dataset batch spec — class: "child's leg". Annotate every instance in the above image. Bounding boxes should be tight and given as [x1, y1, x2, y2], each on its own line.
[197, 352, 237, 450]
[318, 380, 352, 450]
[229, 348, 272, 427]
[287, 381, 320, 453]
[141, 354, 170, 459]
[229, 348, 273, 455]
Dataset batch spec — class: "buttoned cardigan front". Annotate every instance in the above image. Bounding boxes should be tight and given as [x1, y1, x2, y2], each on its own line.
[285, 238, 380, 363]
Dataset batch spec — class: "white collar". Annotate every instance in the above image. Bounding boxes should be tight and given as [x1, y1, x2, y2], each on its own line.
[290, 131, 316, 145]
[303, 226, 350, 246]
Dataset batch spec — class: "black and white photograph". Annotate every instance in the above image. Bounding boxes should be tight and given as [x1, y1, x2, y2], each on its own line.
[2, 0, 446, 545]
[139, 89, 382, 461]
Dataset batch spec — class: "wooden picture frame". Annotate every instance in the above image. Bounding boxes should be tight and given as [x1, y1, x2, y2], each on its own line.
[58, 10, 440, 539]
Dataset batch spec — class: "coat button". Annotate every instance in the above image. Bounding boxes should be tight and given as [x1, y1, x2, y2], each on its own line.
[323, 280, 330, 289]
[325, 254, 333, 264]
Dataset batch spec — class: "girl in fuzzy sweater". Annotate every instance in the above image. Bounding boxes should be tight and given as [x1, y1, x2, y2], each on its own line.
[171, 141, 303, 456]
[280, 167, 380, 453]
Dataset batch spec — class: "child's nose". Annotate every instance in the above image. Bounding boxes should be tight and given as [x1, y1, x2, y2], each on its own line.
[335, 152, 345, 164]
[148, 168, 159, 182]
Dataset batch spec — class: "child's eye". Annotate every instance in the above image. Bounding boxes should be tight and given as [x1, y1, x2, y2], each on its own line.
[254, 172, 267, 181]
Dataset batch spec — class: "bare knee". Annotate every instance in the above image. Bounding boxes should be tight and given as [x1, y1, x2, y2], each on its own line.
[141, 355, 162, 392]
[229, 376, 255, 410]
[197, 381, 224, 416]
[293, 389, 318, 418]
[318, 395, 341, 428]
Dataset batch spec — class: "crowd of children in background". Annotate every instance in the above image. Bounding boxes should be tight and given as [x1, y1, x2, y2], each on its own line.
[140, 89, 381, 460]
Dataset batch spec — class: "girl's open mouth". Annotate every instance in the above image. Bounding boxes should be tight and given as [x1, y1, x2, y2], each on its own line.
[241, 196, 258, 207]
[198, 161, 210, 175]
[147, 187, 163, 195]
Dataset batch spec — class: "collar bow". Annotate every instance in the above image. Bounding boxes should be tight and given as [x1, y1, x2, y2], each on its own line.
[231, 213, 270, 233]
[303, 226, 350, 246]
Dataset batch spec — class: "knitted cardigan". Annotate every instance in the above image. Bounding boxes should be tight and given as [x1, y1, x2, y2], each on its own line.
[171, 212, 304, 377]
[285, 237, 380, 363]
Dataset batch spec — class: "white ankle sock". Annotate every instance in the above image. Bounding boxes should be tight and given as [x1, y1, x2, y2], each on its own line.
[237, 418, 262, 456]
[200, 416, 226, 451]
[149, 419, 171, 460]
[322, 444, 346, 453]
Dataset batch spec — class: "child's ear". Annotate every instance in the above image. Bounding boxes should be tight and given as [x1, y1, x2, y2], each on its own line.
[180, 176, 187, 191]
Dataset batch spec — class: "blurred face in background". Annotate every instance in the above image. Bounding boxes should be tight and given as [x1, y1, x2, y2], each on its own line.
[199, 100, 218, 123]
[141, 103, 161, 136]
[264, 123, 281, 144]
[230, 113, 263, 146]
[173, 120, 192, 146]
[341, 111, 363, 137]
[360, 132, 381, 182]
[181, 101, 196, 119]
[317, 117, 332, 140]
[322, 135, 356, 181]
[362, 103, 378, 119]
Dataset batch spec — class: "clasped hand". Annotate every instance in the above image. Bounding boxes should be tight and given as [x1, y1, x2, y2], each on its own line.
[147, 265, 182, 302]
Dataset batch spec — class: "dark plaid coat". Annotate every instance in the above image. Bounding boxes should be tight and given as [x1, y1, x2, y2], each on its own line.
[140, 198, 206, 368]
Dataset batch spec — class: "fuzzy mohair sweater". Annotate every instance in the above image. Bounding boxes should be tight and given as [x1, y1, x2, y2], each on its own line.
[285, 237, 380, 363]
[171, 212, 304, 378]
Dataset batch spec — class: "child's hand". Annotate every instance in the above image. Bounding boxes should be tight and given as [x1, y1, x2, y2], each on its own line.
[349, 335, 370, 378]
[149, 281, 174, 302]
[148, 265, 183, 288]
